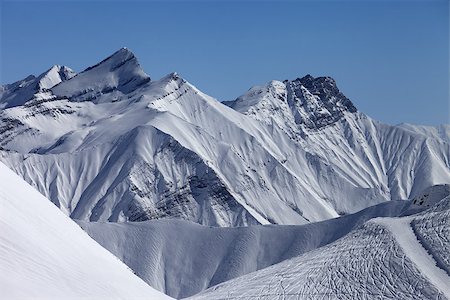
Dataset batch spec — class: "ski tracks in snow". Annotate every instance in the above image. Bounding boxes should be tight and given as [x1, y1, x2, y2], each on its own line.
[374, 217, 450, 298]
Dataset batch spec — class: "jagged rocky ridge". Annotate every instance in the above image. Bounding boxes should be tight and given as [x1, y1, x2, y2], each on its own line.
[0, 48, 449, 226]
[225, 74, 357, 130]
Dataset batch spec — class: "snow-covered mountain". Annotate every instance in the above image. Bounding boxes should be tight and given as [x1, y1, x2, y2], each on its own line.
[0, 65, 76, 109]
[1, 48, 449, 299]
[0, 48, 449, 226]
[190, 185, 450, 299]
[51, 47, 151, 102]
[0, 162, 172, 299]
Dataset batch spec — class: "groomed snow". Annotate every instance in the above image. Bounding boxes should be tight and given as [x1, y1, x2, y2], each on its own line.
[0, 162, 172, 300]
[374, 217, 450, 296]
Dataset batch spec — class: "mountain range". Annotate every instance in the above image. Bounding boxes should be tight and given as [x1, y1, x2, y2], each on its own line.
[1, 48, 449, 299]
[1, 47, 449, 228]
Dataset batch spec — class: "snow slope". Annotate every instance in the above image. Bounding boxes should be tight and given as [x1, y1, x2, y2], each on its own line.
[190, 187, 450, 300]
[0, 162, 172, 300]
[0, 48, 449, 226]
[79, 198, 412, 298]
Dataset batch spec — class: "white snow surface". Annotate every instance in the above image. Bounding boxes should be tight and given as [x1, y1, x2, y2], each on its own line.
[0, 162, 172, 300]
[375, 217, 450, 296]
[79, 199, 412, 298]
[0, 48, 449, 227]
[190, 189, 450, 300]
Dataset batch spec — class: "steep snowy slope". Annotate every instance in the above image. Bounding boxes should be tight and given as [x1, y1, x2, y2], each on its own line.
[0, 162, 171, 299]
[190, 187, 450, 300]
[0, 48, 449, 226]
[79, 199, 412, 298]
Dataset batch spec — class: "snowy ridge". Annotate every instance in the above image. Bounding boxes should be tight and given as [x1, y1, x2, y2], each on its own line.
[0, 65, 75, 109]
[398, 123, 450, 143]
[0, 162, 172, 299]
[52, 47, 151, 102]
[0, 48, 449, 227]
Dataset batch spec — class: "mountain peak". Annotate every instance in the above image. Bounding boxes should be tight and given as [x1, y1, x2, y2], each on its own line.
[0, 65, 75, 109]
[286, 75, 357, 128]
[37, 65, 76, 90]
[99, 47, 136, 67]
[290, 74, 357, 114]
[228, 75, 357, 130]
[296, 74, 335, 86]
[51, 47, 151, 101]
[160, 72, 180, 82]
[81, 47, 139, 74]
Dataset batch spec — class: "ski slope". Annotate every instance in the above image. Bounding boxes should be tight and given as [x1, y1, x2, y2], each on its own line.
[375, 217, 450, 296]
[413, 207, 450, 274]
[190, 189, 450, 300]
[0, 162, 172, 300]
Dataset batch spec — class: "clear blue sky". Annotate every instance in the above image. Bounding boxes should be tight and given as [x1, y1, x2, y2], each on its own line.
[1, 0, 448, 125]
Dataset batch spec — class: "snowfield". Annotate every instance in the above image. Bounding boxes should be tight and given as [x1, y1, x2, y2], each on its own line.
[0, 162, 172, 299]
[0, 48, 449, 227]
